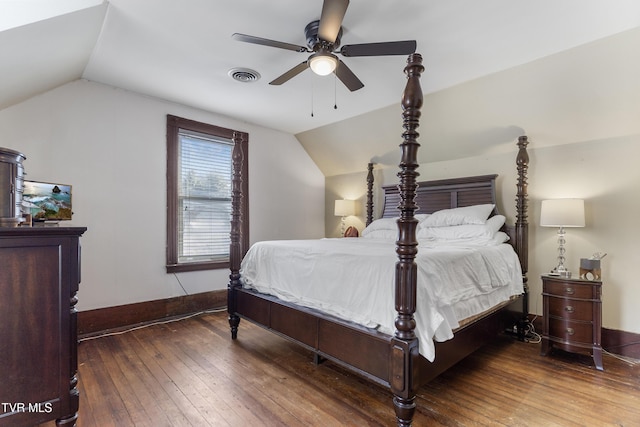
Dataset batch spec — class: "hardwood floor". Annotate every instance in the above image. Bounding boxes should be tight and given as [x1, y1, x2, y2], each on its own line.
[46, 311, 640, 426]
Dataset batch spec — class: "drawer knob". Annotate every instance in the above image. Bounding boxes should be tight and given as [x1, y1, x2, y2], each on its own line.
[565, 306, 575, 313]
[565, 287, 575, 295]
[566, 327, 575, 335]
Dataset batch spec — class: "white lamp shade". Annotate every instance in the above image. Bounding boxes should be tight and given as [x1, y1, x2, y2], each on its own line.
[334, 199, 356, 217]
[309, 53, 338, 76]
[540, 199, 585, 227]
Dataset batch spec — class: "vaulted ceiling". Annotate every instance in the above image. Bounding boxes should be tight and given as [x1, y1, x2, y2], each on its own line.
[2, 0, 640, 175]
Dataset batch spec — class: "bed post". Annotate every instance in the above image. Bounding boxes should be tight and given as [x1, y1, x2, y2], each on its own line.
[228, 131, 244, 340]
[366, 162, 374, 226]
[391, 53, 424, 427]
[515, 136, 530, 335]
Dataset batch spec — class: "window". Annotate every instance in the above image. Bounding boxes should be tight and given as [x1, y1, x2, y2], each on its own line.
[166, 115, 248, 273]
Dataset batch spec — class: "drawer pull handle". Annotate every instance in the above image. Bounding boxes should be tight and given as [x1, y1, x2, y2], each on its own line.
[566, 327, 575, 335]
[565, 306, 575, 313]
[565, 287, 575, 295]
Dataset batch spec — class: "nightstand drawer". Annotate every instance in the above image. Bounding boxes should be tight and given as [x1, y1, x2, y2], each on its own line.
[544, 280, 594, 299]
[547, 296, 593, 322]
[548, 318, 593, 345]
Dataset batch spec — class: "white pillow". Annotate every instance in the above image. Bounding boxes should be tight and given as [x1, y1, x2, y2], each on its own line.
[417, 215, 505, 240]
[415, 213, 431, 223]
[491, 231, 510, 245]
[361, 218, 397, 237]
[362, 214, 431, 237]
[486, 215, 506, 232]
[361, 229, 397, 239]
[419, 204, 495, 228]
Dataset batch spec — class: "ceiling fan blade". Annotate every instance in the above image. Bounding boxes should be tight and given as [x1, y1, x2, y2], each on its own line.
[335, 60, 364, 92]
[269, 61, 309, 85]
[318, 0, 349, 43]
[232, 33, 308, 53]
[340, 40, 417, 57]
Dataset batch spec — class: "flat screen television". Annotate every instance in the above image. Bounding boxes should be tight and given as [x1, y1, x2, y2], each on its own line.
[22, 180, 72, 221]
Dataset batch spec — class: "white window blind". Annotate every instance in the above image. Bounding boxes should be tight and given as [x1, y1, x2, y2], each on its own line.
[177, 129, 233, 264]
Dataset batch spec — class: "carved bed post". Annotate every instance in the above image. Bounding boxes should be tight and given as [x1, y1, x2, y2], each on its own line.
[366, 162, 374, 226]
[515, 136, 530, 335]
[228, 131, 244, 339]
[391, 53, 424, 427]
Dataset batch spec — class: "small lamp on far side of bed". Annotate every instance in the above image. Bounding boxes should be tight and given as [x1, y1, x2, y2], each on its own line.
[540, 198, 585, 278]
[334, 199, 356, 237]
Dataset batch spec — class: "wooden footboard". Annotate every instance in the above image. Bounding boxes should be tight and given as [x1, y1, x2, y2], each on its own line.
[236, 288, 392, 385]
[234, 287, 523, 389]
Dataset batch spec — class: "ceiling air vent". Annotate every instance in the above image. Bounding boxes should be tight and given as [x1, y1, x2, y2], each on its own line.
[228, 68, 261, 83]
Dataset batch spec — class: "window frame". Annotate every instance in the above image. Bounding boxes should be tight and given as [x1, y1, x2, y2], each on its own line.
[166, 115, 249, 273]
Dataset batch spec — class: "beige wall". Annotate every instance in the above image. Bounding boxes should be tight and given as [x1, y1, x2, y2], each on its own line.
[326, 137, 640, 335]
[325, 27, 640, 334]
[0, 80, 325, 311]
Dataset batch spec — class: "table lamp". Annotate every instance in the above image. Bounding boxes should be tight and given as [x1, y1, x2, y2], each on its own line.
[334, 199, 356, 236]
[540, 198, 585, 277]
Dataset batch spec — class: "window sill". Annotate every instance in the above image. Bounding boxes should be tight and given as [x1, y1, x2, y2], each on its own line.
[166, 261, 229, 273]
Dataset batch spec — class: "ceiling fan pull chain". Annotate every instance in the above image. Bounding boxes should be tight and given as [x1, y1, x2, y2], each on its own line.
[310, 72, 315, 117]
[334, 72, 338, 110]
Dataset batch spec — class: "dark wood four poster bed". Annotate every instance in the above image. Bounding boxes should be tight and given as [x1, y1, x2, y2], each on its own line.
[227, 53, 530, 426]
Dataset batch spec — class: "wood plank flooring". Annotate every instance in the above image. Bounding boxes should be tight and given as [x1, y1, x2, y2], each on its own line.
[45, 311, 640, 426]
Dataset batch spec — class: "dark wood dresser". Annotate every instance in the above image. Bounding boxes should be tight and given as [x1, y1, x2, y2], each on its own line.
[540, 274, 603, 370]
[0, 227, 86, 426]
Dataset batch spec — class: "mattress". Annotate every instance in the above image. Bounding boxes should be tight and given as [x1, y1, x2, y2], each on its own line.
[240, 237, 523, 361]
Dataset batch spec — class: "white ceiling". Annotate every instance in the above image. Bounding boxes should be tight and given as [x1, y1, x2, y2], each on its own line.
[2, 0, 640, 138]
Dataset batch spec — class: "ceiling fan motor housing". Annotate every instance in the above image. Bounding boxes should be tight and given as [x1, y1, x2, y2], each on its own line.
[305, 20, 342, 51]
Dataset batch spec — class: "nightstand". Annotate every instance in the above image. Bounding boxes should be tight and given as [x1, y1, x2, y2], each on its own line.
[541, 274, 603, 370]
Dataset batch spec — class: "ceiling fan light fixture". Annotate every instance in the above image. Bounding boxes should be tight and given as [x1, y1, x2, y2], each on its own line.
[309, 53, 338, 76]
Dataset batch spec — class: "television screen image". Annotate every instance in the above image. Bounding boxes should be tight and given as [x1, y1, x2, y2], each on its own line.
[23, 180, 72, 221]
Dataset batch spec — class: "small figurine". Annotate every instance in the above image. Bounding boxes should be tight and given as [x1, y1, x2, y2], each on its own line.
[344, 226, 359, 238]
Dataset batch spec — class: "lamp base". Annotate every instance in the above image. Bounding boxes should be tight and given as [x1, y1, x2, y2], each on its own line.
[548, 268, 572, 278]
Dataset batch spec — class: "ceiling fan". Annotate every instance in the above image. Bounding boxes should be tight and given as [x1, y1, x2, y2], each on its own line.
[232, 0, 416, 91]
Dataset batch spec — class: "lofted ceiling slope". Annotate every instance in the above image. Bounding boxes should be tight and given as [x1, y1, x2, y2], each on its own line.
[1, 1, 640, 176]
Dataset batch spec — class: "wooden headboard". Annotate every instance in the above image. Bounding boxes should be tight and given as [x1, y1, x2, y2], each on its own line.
[381, 174, 499, 218]
[368, 136, 529, 277]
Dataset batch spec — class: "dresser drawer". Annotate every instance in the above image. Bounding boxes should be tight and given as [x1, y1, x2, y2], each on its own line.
[544, 280, 595, 299]
[548, 318, 593, 345]
[547, 296, 594, 322]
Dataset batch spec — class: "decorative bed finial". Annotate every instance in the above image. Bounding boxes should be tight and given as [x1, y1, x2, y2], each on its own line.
[402, 53, 424, 115]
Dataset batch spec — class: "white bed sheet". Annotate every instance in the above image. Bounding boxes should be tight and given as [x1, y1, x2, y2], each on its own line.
[240, 237, 523, 361]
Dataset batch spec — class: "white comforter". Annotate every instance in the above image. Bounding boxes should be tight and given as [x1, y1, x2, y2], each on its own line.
[240, 237, 523, 361]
